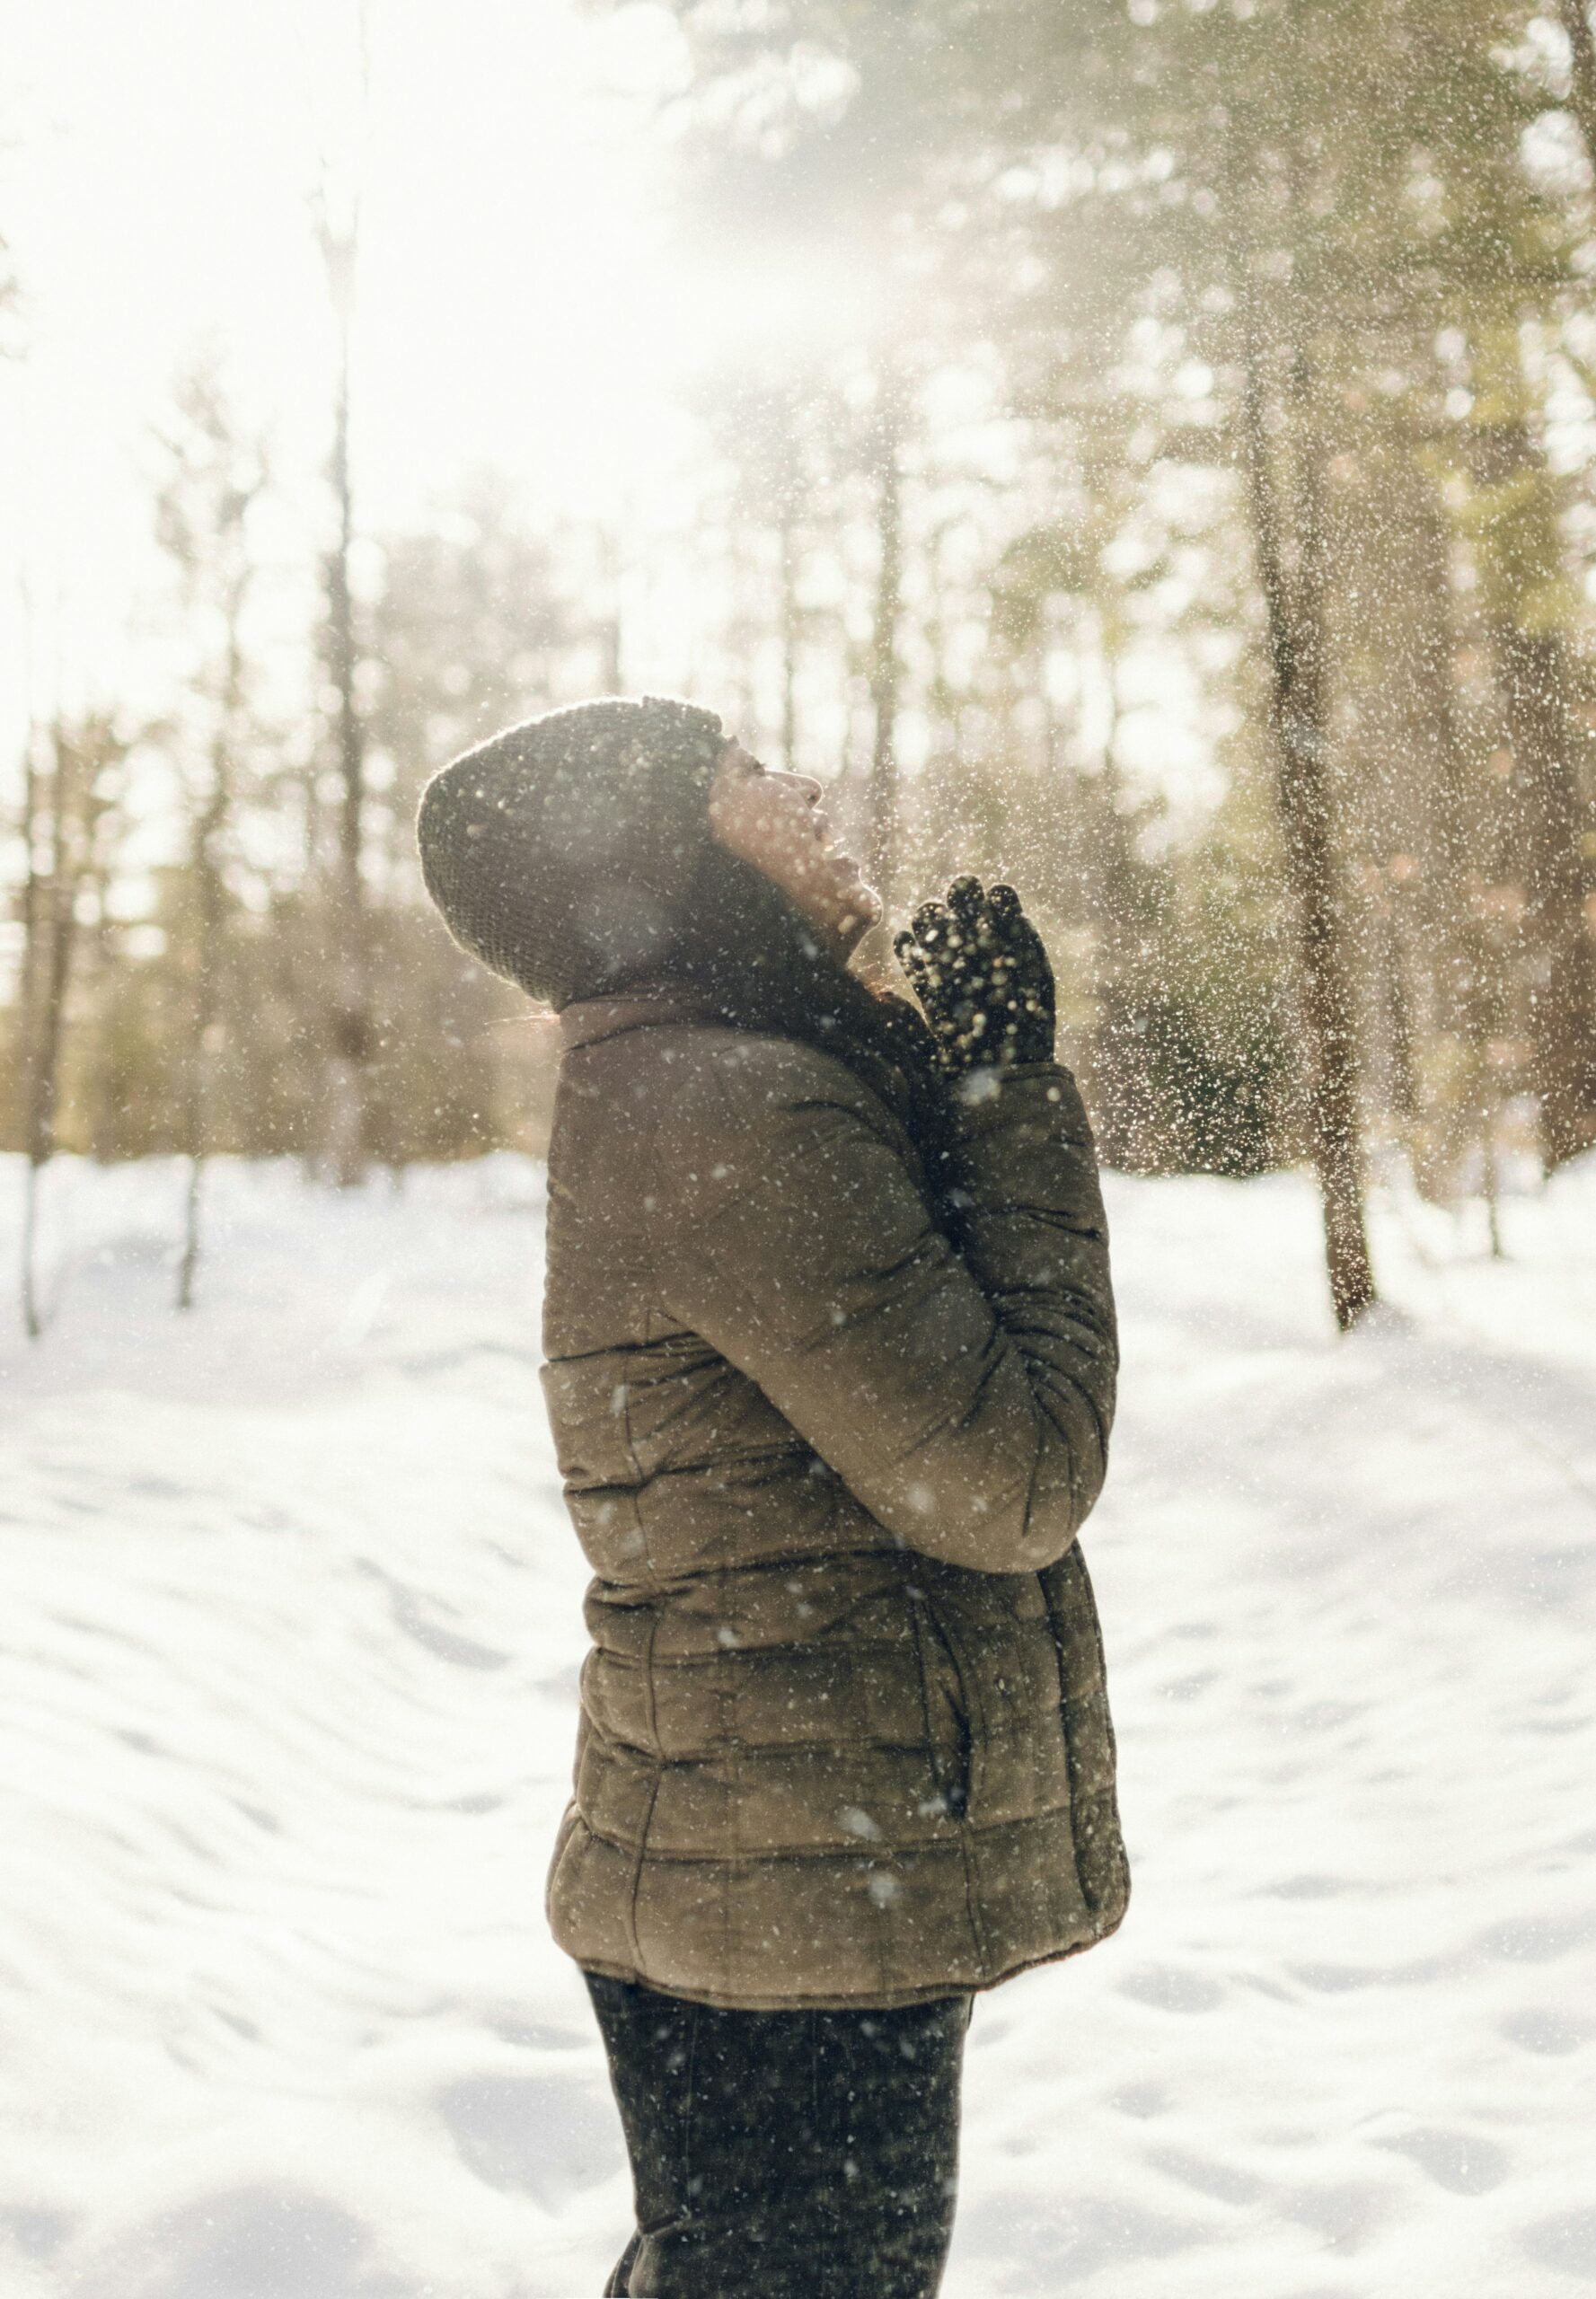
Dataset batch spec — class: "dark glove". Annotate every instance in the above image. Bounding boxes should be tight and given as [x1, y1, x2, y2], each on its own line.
[894, 876, 1055, 1079]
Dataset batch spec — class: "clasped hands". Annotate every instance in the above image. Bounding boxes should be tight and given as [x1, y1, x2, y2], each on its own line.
[894, 876, 1055, 1082]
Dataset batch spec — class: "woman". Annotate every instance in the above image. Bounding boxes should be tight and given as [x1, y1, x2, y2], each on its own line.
[417, 695, 1127, 2299]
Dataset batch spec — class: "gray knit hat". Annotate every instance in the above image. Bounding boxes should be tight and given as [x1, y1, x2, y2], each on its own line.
[416, 695, 727, 1008]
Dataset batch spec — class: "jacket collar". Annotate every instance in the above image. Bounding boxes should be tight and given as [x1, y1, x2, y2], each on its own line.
[559, 982, 723, 1053]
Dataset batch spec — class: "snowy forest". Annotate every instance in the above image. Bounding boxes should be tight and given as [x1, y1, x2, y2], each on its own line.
[3, 4, 1594, 2296]
[6, 1, 1596, 1326]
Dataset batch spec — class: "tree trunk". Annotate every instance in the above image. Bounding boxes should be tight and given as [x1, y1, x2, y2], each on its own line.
[599, 521, 624, 692]
[1380, 897, 1418, 1123]
[15, 739, 47, 1339]
[779, 500, 799, 773]
[319, 203, 368, 1187]
[20, 731, 84, 1339]
[1239, 326, 1378, 1329]
[179, 508, 253, 1306]
[177, 738, 230, 1310]
[1467, 390, 1596, 1169]
[1406, 468, 1479, 1028]
[1494, 619, 1596, 1164]
[14, 741, 43, 1130]
[865, 370, 905, 907]
[1398, 462, 1520, 1212]
[1556, 0, 1596, 174]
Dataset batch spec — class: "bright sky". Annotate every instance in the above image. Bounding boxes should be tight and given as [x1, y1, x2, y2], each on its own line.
[1, 0, 1217, 827]
[0, 0, 785, 740]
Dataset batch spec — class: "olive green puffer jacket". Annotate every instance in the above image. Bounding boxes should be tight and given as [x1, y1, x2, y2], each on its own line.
[540, 986, 1128, 2011]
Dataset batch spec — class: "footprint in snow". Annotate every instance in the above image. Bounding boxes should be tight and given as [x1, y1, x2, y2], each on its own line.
[1374, 2125, 1511, 2197]
[70, 2185, 402, 2299]
[1521, 2208, 1596, 2282]
[1501, 2004, 1594, 2056]
[1115, 1964, 1225, 2014]
[435, 2070, 623, 2206]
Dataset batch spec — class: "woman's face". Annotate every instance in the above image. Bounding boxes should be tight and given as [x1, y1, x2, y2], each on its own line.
[707, 740, 881, 955]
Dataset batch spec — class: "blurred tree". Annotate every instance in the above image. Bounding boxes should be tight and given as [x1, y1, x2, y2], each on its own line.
[685, 0, 1596, 1303]
[1454, 327, 1596, 1167]
[148, 355, 270, 1306]
[362, 480, 578, 1164]
[667, 0, 1380, 1315]
[366, 476, 572, 863]
[313, 130, 371, 1185]
[12, 717, 127, 1335]
[992, 435, 1301, 1174]
[692, 366, 820, 762]
[669, 0, 978, 909]
[1554, 0, 1596, 172]
[863, 361, 908, 900]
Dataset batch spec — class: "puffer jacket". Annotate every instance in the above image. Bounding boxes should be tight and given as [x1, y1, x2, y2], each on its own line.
[539, 985, 1128, 2011]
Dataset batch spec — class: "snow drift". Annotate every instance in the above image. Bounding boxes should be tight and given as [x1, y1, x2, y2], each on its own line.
[1, 1151, 1592, 2296]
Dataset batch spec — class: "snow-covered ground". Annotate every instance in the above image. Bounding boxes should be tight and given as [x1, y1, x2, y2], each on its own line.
[1, 1147, 1592, 2299]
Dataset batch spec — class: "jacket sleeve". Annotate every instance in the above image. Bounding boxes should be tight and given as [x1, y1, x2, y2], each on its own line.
[654, 1043, 1117, 1576]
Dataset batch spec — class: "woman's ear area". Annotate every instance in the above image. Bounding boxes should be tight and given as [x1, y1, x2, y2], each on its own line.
[706, 738, 776, 846]
[710, 736, 761, 788]
[706, 736, 746, 816]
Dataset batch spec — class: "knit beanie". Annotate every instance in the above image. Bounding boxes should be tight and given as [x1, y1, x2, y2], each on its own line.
[415, 695, 727, 1008]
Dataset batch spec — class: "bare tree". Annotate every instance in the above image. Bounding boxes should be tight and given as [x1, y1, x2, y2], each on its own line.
[152, 357, 269, 1307]
[1400, 462, 1510, 1220]
[1555, 0, 1596, 173]
[596, 520, 625, 695]
[312, 5, 372, 1185]
[1230, 152, 1378, 1327]
[693, 362, 845, 773]
[865, 365, 907, 908]
[15, 718, 125, 1336]
[1459, 362, 1596, 1168]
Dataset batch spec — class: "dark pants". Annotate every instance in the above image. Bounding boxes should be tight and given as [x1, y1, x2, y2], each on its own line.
[585, 1970, 973, 2298]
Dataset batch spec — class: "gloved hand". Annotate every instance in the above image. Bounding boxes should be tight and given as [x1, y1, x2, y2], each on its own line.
[894, 876, 1055, 1079]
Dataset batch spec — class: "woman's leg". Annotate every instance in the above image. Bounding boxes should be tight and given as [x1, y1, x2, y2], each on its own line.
[806, 1995, 972, 2292]
[585, 1970, 971, 2299]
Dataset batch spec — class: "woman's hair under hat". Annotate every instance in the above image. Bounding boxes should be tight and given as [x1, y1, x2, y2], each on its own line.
[416, 694, 727, 1009]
